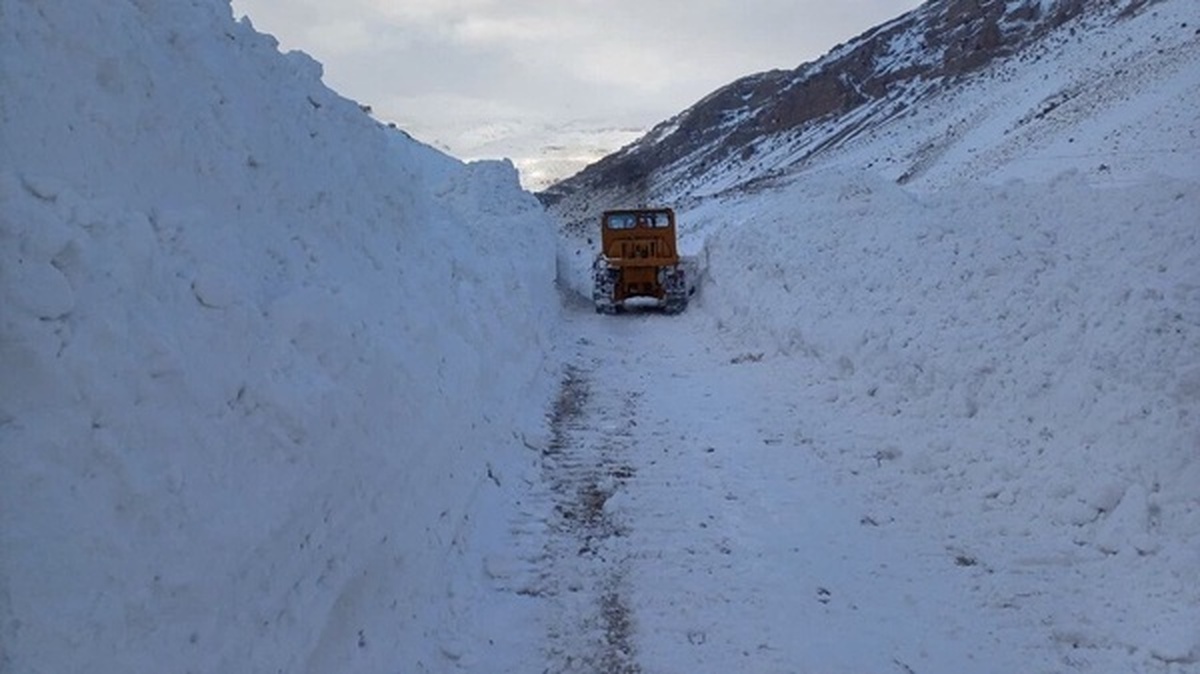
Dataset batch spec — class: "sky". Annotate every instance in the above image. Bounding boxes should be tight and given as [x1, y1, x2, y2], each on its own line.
[229, 0, 922, 183]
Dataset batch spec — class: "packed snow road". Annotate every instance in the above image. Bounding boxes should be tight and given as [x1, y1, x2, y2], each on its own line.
[519, 303, 1023, 674]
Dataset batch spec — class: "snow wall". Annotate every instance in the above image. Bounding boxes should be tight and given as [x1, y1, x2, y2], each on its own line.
[0, 1, 558, 672]
[682, 10, 1200, 656]
[692, 168, 1200, 664]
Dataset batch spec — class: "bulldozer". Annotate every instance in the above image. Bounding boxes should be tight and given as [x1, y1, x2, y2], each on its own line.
[592, 207, 688, 315]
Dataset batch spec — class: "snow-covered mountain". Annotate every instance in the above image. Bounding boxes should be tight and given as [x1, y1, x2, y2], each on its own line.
[543, 0, 1196, 224]
[456, 120, 648, 193]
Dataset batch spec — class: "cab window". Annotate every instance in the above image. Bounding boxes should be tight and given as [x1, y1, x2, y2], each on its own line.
[606, 213, 636, 230]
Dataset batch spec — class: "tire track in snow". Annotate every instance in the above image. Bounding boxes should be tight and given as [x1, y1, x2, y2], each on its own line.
[538, 360, 641, 673]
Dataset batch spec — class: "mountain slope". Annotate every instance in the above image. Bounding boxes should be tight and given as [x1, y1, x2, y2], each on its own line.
[542, 0, 1196, 227]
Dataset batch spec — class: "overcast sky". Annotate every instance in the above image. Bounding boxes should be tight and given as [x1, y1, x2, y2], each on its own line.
[231, 1, 921, 173]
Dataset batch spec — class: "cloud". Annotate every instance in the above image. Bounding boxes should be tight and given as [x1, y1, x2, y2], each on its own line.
[232, 0, 922, 158]
[450, 14, 579, 46]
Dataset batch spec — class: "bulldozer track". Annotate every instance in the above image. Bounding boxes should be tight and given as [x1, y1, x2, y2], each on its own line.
[538, 363, 641, 673]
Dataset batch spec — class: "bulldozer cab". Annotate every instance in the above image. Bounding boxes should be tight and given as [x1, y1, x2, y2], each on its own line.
[599, 208, 679, 267]
[593, 207, 688, 314]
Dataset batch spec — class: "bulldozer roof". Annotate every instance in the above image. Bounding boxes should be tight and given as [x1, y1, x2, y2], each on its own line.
[601, 208, 675, 230]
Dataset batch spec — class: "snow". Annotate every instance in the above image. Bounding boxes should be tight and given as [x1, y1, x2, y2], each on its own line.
[875, 27, 939, 77]
[2, 2, 557, 672]
[2, 0, 1197, 672]
[528, 324, 1029, 672]
[552, 168, 1198, 672]
[687, 170, 1199, 670]
[826, 2, 1200, 190]
[548, 2, 1199, 671]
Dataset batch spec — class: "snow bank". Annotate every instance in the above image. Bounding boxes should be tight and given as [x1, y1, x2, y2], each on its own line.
[693, 167, 1200, 668]
[0, 1, 557, 672]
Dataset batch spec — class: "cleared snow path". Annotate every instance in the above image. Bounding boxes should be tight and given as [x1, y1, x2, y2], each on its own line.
[523, 304, 1026, 674]
[537, 360, 641, 672]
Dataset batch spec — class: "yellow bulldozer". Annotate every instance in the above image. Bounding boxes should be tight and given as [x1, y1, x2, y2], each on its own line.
[592, 207, 688, 314]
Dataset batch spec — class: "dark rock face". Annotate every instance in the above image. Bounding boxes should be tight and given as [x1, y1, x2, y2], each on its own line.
[540, 0, 1152, 221]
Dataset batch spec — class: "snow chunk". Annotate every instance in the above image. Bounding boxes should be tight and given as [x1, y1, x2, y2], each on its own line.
[190, 264, 238, 309]
[2, 258, 75, 320]
[1146, 618, 1199, 666]
[1093, 483, 1157, 555]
